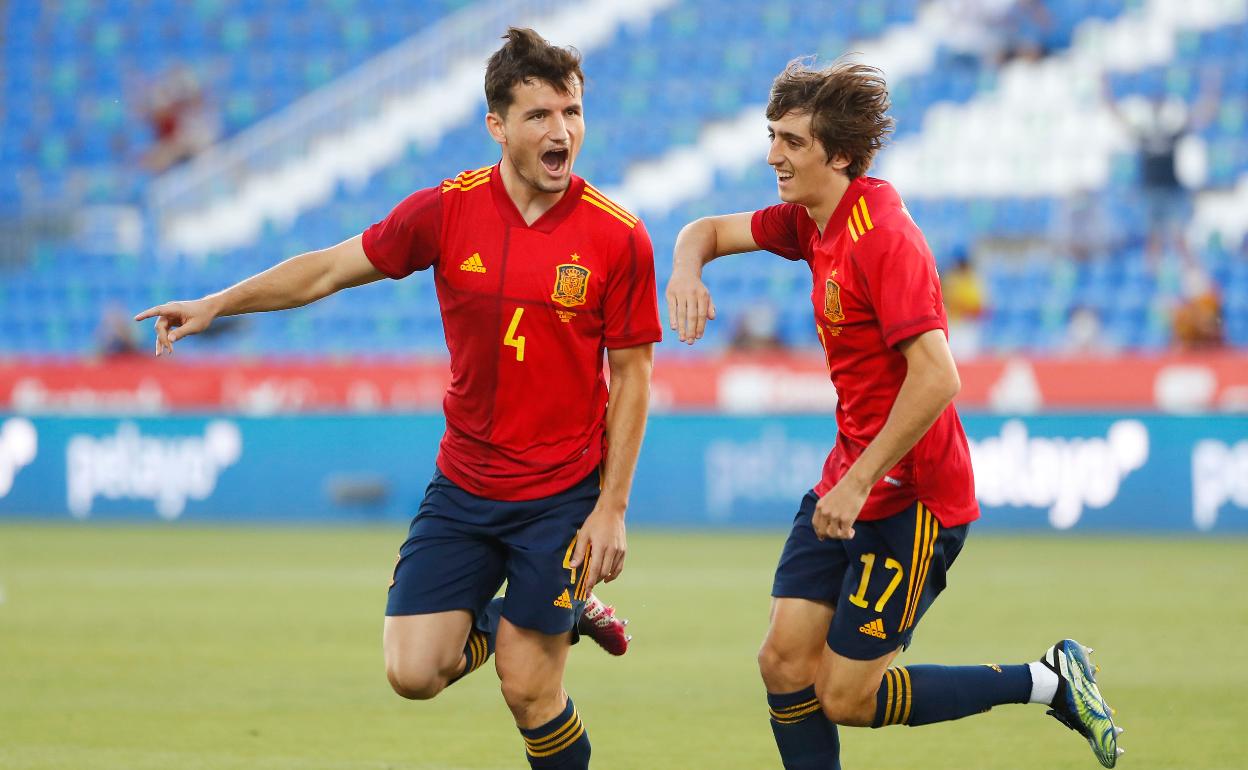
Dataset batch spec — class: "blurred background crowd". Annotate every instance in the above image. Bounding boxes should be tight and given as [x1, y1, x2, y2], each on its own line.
[1, 0, 1245, 363]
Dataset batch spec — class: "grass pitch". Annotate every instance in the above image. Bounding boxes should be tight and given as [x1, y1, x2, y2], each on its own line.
[1, 524, 1243, 770]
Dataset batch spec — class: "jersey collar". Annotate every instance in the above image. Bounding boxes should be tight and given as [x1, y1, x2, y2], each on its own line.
[489, 161, 586, 233]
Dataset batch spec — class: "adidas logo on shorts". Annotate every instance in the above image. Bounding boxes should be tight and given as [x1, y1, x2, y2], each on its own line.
[858, 618, 887, 639]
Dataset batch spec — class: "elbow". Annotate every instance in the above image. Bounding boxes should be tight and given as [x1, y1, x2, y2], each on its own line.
[678, 217, 716, 247]
[941, 368, 961, 405]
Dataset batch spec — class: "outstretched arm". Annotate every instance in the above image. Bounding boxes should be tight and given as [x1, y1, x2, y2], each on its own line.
[134, 234, 385, 356]
[665, 212, 759, 344]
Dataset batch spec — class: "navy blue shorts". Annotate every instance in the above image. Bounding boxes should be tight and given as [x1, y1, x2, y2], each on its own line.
[772, 491, 969, 661]
[386, 468, 599, 636]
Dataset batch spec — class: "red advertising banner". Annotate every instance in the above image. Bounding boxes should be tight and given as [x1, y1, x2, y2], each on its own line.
[1, 351, 1246, 413]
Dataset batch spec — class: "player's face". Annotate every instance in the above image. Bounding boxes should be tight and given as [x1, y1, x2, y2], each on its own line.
[490, 77, 584, 194]
[766, 111, 846, 207]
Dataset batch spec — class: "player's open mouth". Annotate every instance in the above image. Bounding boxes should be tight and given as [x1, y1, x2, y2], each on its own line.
[541, 149, 569, 174]
[777, 171, 793, 183]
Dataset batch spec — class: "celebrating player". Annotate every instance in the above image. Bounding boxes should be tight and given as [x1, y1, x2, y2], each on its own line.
[665, 59, 1123, 769]
[137, 28, 658, 770]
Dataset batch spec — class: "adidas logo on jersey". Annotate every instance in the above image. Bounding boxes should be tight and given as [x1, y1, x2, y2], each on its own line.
[552, 588, 573, 609]
[858, 618, 887, 639]
[459, 253, 486, 273]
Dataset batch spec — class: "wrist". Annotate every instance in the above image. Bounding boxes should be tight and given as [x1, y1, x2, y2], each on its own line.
[595, 494, 628, 517]
[671, 252, 704, 277]
[842, 467, 875, 495]
[204, 293, 227, 319]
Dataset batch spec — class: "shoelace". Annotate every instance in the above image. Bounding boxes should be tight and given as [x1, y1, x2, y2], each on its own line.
[582, 600, 615, 626]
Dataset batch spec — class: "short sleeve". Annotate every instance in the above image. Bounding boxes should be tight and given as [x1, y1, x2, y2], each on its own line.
[602, 221, 663, 349]
[361, 187, 442, 279]
[750, 203, 807, 261]
[857, 227, 945, 348]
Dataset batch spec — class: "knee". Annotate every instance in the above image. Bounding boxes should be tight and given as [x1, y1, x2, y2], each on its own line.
[499, 676, 555, 722]
[386, 658, 455, 701]
[757, 640, 819, 692]
[818, 687, 876, 727]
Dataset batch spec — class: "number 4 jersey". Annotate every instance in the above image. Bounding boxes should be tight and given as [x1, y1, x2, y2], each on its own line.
[362, 164, 662, 501]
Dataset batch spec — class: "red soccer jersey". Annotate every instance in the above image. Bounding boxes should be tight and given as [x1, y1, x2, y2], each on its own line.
[362, 164, 662, 501]
[751, 177, 979, 527]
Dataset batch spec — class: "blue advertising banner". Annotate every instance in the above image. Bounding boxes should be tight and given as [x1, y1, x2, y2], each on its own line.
[1, 413, 1246, 532]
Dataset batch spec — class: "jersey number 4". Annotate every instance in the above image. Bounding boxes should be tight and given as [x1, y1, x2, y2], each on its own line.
[504, 307, 526, 361]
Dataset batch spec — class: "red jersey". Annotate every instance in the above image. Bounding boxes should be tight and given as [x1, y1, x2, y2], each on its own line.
[363, 164, 662, 501]
[751, 177, 979, 527]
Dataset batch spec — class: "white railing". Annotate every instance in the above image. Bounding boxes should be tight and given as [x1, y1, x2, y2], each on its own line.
[148, 0, 562, 223]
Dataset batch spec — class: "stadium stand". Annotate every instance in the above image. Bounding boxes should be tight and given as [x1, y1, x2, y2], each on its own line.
[1, 0, 1245, 358]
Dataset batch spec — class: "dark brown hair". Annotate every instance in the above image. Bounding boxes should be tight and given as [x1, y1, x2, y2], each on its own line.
[484, 27, 584, 116]
[766, 58, 894, 179]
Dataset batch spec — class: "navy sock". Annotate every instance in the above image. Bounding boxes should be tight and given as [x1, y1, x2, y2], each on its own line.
[449, 597, 502, 685]
[519, 697, 591, 769]
[768, 686, 841, 770]
[873, 664, 1032, 727]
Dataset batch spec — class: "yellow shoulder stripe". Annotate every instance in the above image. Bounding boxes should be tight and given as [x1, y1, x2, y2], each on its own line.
[582, 195, 636, 228]
[440, 166, 493, 193]
[846, 195, 876, 242]
[583, 183, 639, 224]
[456, 165, 493, 183]
[441, 175, 491, 193]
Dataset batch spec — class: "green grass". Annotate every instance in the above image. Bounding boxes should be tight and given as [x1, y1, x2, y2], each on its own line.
[1, 525, 1244, 769]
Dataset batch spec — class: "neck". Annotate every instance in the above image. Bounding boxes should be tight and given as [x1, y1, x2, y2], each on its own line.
[499, 153, 565, 225]
[805, 173, 852, 235]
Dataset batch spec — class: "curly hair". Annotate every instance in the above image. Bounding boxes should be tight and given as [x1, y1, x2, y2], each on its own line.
[766, 58, 894, 179]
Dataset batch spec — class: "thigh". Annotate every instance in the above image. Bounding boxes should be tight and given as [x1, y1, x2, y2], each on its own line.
[764, 596, 835, 658]
[499, 474, 599, 636]
[826, 502, 968, 661]
[383, 610, 475, 675]
[772, 491, 852, 603]
[386, 472, 507, 618]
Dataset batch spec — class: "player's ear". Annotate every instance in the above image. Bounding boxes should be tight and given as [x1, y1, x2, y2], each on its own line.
[485, 111, 507, 145]
[828, 152, 851, 172]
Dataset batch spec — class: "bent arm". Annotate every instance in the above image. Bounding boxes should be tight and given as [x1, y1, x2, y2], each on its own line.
[841, 329, 961, 492]
[667, 212, 758, 343]
[671, 212, 760, 276]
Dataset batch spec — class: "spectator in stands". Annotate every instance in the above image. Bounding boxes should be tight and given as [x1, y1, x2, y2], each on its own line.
[140, 66, 220, 172]
[1102, 69, 1221, 261]
[1172, 259, 1224, 350]
[1052, 188, 1122, 263]
[97, 303, 142, 358]
[1062, 305, 1115, 356]
[729, 304, 786, 352]
[940, 0, 1014, 68]
[997, 0, 1055, 64]
[941, 247, 988, 359]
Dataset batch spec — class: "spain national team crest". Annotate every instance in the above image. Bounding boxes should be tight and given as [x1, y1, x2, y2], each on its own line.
[824, 277, 845, 323]
[551, 263, 591, 307]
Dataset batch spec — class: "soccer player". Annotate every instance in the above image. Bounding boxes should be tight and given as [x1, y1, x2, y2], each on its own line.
[665, 59, 1123, 769]
[136, 28, 658, 770]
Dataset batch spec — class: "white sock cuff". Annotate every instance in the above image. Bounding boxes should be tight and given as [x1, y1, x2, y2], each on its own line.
[1028, 660, 1059, 705]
